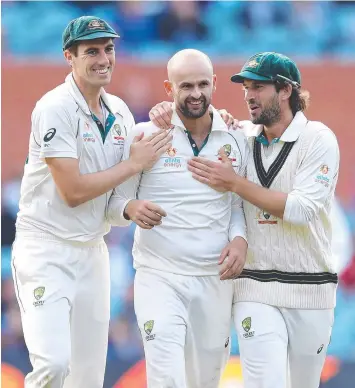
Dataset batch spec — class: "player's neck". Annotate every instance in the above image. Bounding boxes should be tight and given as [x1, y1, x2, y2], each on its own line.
[73, 74, 102, 113]
[177, 110, 212, 138]
[263, 108, 294, 142]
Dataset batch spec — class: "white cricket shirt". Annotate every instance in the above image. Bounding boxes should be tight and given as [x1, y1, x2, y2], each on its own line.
[235, 112, 340, 308]
[16, 73, 135, 242]
[107, 108, 249, 276]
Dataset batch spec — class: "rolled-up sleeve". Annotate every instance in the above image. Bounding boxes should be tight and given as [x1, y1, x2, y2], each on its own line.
[229, 132, 249, 241]
[284, 130, 339, 225]
[229, 193, 247, 242]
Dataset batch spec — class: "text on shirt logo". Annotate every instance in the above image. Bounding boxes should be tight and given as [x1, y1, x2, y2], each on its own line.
[112, 123, 125, 147]
[83, 132, 95, 143]
[315, 164, 330, 187]
[164, 147, 181, 168]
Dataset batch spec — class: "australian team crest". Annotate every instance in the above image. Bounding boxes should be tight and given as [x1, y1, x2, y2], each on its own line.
[144, 320, 154, 335]
[218, 144, 238, 165]
[87, 19, 105, 30]
[33, 287, 46, 306]
[143, 320, 156, 341]
[242, 317, 251, 332]
[222, 144, 232, 157]
[34, 286, 45, 300]
[242, 317, 255, 338]
[113, 124, 121, 137]
[112, 123, 125, 150]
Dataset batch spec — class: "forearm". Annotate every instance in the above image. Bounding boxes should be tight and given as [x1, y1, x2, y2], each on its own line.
[107, 197, 133, 226]
[229, 202, 247, 242]
[231, 175, 287, 219]
[63, 160, 139, 207]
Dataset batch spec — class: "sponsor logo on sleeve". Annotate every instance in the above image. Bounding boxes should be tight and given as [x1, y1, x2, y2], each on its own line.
[43, 128, 56, 146]
[315, 165, 330, 187]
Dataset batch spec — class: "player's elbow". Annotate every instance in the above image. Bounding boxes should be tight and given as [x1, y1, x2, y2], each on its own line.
[284, 194, 318, 225]
[63, 195, 80, 208]
[61, 191, 85, 208]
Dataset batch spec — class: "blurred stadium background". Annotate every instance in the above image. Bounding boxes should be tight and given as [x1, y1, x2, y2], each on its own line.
[1, 1, 355, 387]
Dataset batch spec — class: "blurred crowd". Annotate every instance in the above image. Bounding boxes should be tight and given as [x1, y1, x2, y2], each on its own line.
[2, 1, 355, 60]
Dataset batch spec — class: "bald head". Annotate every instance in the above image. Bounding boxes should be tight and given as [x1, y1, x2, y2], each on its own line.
[167, 49, 213, 83]
[164, 49, 216, 119]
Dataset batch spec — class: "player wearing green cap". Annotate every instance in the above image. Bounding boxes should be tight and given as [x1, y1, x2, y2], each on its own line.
[188, 52, 339, 388]
[11, 15, 174, 388]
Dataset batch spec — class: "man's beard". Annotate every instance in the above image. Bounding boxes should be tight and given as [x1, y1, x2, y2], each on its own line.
[178, 95, 209, 119]
[251, 95, 281, 126]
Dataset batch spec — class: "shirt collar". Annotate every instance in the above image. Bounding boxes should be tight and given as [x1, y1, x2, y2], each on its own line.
[65, 73, 119, 116]
[170, 104, 229, 132]
[279, 111, 307, 142]
[243, 111, 307, 143]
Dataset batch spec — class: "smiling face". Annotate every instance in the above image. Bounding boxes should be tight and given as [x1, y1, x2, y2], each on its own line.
[174, 75, 215, 119]
[64, 38, 115, 89]
[243, 79, 282, 126]
[165, 50, 216, 119]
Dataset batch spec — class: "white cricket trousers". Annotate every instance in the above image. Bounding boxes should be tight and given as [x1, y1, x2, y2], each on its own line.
[11, 232, 110, 388]
[233, 302, 334, 388]
[134, 267, 234, 388]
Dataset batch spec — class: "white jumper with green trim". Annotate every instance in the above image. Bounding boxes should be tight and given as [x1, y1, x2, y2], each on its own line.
[107, 107, 250, 276]
[236, 112, 340, 309]
[16, 73, 135, 242]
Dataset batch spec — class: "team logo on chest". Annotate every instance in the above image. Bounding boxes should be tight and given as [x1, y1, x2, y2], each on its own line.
[112, 123, 125, 148]
[217, 144, 239, 166]
[256, 209, 278, 225]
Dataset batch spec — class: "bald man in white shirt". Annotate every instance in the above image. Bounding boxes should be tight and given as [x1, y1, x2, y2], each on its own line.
[108, 49, 249, 388]
[188, 52, 339, 388]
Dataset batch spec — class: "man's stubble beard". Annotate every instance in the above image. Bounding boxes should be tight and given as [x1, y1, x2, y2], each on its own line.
[251, 95, 281, 126]
[178, 95, 210, 119]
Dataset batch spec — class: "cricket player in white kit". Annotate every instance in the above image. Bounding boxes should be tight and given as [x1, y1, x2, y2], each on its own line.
[188, 52, 340, 388]
[11, 16, 173, 388]
[107, 49, 250, 388]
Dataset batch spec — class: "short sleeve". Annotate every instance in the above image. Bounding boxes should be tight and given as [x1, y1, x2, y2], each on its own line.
[33, 103, 78, 159]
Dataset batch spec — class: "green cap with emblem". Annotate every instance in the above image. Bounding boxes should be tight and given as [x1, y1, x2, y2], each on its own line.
[62, 16, 119, 51]
[231, 52, 301, 87]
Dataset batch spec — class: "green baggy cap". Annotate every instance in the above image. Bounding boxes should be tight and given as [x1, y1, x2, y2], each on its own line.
[62, 16, 119, 51]
[231, 52, 301, 87]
